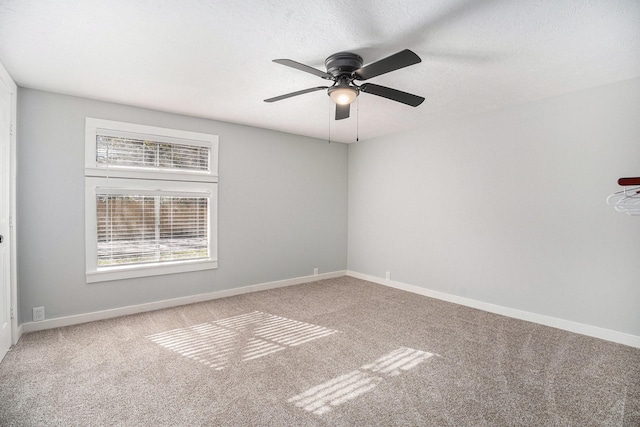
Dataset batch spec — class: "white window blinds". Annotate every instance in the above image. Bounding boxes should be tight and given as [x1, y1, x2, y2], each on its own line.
[96, 194, 209, 267]
[96, 135, 210, 172]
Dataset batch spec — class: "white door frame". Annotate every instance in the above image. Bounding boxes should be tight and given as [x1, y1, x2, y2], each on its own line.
[0, 61, 18, 350]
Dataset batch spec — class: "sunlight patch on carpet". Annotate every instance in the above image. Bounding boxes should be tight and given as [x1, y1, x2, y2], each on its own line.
[146, 311, 338, 370]
[289, 347, 433, 415]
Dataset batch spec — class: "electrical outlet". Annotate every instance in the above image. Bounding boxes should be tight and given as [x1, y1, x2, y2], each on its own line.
[33, 306, 45, 322]
[313, 268, 319, 276]
[385, 271, 391, 280]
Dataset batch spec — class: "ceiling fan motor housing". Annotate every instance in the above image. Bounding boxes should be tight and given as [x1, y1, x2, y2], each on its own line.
[325, 52, 363, 78]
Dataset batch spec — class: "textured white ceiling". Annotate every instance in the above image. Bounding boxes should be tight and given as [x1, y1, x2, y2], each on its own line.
[1, 0, 639, 143]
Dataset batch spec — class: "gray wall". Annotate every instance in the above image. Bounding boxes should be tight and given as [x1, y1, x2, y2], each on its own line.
[17, 79, 640, 338]
[17, 89, 348, 323]
[348, 78, 640, 337]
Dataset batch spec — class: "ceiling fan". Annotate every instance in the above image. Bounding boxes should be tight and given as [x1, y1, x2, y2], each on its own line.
[264, 49, 425, 120]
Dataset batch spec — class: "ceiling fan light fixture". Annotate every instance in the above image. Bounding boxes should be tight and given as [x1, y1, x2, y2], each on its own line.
[328, 86, 358, 105]
[265, 49, 424, 119]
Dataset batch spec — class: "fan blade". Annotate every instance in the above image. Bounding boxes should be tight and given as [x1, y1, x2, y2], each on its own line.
[359, 83, 424, 107]
[273, 59, 333, 80]
[335, 104, 350, 120]
[264, 86, 328, 103]
[353, 49, 421, 80]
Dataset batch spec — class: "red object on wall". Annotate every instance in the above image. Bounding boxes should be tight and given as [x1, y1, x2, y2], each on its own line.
[618, 177, 640, 186]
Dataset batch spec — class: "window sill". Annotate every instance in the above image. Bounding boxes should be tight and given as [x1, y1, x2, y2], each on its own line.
[86, 258, 218, 283]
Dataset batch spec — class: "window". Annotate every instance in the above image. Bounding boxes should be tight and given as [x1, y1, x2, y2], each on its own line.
[85, 118, 218, 283]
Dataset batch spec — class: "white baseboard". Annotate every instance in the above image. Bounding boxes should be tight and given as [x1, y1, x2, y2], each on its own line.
[347, 270, 640, 349]
[14, 324, 23, 345]
[20, 270, 346, 334]
[20, 269, 640, 349]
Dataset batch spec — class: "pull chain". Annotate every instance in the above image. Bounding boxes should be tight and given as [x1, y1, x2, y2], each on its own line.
[356, 96, 359, 142]
[328, 100, 332, 144]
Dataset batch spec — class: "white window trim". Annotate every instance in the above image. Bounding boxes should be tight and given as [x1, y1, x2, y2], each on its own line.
[85, 177, 218, 283]
[85, 118, 218, 182]
[84, 118, 219, 283]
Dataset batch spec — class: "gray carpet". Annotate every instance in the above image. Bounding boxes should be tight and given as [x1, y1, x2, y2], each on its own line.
[1, 276, 639, 426]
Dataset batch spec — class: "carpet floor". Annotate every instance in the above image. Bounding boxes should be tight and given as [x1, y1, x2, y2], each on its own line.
[1, 276, 639, 426]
